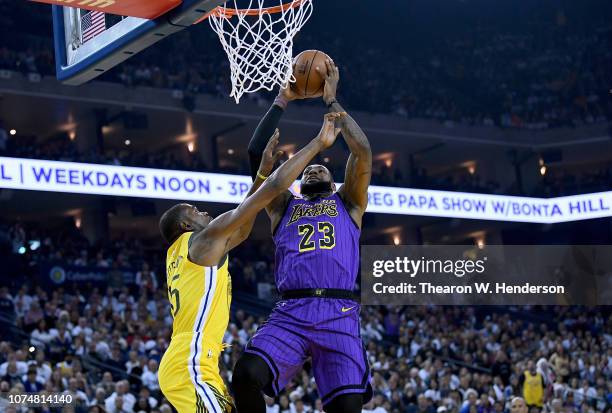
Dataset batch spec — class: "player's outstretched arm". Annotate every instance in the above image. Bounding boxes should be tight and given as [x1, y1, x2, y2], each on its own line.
[226, 130, 284, 250]
[247, 82, 304, 179]
[247, 84, 306, 224]
[189, 113, 344, 266]
[317, 59, 372, 226]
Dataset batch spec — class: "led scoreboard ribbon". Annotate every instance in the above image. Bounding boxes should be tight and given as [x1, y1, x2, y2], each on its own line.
[1, 157, 610, 224]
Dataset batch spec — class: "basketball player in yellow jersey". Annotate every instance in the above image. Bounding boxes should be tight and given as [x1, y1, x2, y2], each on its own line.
[519, 360, 545, 409]
[157, 112, 344, 413]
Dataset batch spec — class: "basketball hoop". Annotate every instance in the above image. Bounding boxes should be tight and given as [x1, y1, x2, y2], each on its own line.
[203, 0, 314, 103]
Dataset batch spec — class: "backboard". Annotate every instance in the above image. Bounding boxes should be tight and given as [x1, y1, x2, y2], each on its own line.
[50, 0, 225, 85]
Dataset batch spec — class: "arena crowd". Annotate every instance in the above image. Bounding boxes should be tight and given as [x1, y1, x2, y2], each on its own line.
[0, 0, 611, 131]
[0, 222, 610, 413]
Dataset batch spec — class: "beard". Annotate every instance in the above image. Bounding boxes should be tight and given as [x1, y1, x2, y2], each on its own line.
[300, 180, 333, 196]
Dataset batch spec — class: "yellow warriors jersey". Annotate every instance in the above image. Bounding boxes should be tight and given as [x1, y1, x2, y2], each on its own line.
[158, 232, 234, 413]
[522, 371, 544, 407]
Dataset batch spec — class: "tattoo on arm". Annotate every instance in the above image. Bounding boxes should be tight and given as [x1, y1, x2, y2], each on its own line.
[330, 102, 372, 212]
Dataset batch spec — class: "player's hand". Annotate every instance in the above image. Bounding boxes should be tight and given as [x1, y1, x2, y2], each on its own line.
[278, 82, 303, 101]
[278, 64, 321, 101]
[316, 112, 345, 150]
[259, 129, 284, 177]
[317, 58, 339, 106]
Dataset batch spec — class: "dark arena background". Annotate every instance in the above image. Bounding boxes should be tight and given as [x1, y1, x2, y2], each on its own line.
[0, 0, 611, 412]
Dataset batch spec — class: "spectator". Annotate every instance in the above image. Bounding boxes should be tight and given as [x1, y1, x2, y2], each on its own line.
[141, 359, 160, 393]
[135, 262, 158, 292]
[510, 397, 528, 413]
[108, 261, 124, 289]
[548, 345, 570, 379]
[0, 287, 15, 324]
[519, 361, 545, 410]
[0, 352, 27, 379]
[105, 380, 136, 413]
[90, 386, 107, 408]
[22, 367, 43, 392]
[65, 376, 90, 407]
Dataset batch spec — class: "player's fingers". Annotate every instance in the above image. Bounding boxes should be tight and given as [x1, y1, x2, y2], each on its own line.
[319, 63, 332, 80]
[325, 59, 333, 75]
[330, 60, 338, 75]
[326, 113, 341, 123]
[267, 137, 278, 150]
[334, 64, 340, 77]
[267, 136, 278, 149]
[274, 150, 284, 160]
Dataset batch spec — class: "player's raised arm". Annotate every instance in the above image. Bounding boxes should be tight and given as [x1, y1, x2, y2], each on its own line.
[226, 130, 285, 250]
[189, 113, 344, 266]
[317, 59, 372, 226]
[247, 77, 309, 179]
[247, 83, 308, 223]
[247, 98, 285, 179]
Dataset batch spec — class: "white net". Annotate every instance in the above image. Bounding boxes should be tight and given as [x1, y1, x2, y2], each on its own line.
[207, 0, 313, 103]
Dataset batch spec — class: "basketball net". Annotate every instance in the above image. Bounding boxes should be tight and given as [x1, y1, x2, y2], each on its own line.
[207, 0, 313, 103]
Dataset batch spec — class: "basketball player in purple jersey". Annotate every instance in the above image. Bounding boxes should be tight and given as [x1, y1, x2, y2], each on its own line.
[232, 59, 372, 413]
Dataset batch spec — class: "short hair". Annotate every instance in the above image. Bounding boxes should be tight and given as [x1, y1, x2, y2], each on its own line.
[159, 204, 188, 244]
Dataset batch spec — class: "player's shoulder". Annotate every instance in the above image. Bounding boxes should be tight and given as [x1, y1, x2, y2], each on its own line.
[334, 190, 362, 229]
[166, 232, 194, 261]
[172, 231, 193, 249]
[334, 190, 352, 210]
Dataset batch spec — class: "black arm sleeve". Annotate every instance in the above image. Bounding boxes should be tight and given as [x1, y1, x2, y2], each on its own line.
[248, 104, 285, 180]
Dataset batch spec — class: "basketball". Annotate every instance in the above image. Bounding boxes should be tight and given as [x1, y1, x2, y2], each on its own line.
[290, 50, 332, 98]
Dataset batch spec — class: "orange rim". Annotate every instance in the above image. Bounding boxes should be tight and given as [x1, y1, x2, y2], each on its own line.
[195, 0, 306, 24]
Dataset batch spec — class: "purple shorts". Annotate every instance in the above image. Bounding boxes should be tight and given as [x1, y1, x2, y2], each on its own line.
[244, 297, 372, 406]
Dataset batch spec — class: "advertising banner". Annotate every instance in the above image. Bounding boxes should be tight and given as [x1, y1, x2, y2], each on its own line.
[1, 157, 611, 223]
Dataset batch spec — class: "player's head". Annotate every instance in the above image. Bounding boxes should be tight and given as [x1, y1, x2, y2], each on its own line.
[510, 397, 528, 413]
[300, 164, 335, 196]
[159, 203, 212, 244]
[526, 360, 536, 374]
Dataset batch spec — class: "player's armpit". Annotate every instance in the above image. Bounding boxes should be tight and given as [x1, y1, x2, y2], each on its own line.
[266, 191, 292, 233]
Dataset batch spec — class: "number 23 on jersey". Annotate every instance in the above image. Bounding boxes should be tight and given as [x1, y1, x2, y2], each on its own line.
[297, 222, 336, 252]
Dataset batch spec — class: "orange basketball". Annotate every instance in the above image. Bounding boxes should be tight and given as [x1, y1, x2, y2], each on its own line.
[290, 50, 332, 98]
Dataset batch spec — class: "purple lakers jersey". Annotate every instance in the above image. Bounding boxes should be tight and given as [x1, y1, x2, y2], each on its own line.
[273, 192, 360, 291]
